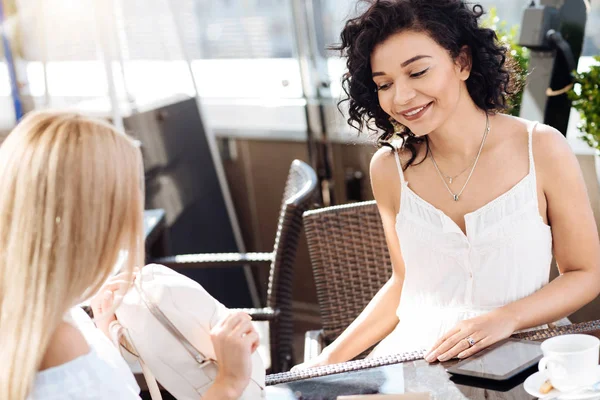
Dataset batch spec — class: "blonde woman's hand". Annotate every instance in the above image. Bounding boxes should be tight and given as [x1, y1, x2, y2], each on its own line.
[424, 308, 518, 363]
[290, 351, 332, 371]
[90, 269, 137, 339]
[209, 311, 259, 400]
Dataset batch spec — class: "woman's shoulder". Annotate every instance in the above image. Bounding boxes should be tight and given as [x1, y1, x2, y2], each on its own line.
[511, 116, 571, 159]
[38, 317, 90, 371]
[499, 114, 575, 179]
[370, 142, 416, 174]
[31, 347, 140, 399]
[493, 114, 568, 156]
[370, 144, 407, 212]
[33, 307, 140, 399]
[500, 115, 565, 146]
[371, 145, 396, 173]
[371, 144, 412, 186]
[528, 119, 570, 156]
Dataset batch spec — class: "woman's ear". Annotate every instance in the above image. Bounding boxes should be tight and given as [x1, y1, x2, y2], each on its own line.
[455, 45, 472, 81]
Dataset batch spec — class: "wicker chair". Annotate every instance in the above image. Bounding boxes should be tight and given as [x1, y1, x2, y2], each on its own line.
[302, 200, 392, 361]
[152, 159, 319, 373]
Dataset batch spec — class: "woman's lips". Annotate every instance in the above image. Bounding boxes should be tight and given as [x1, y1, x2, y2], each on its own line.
[401, 102, 432, 121]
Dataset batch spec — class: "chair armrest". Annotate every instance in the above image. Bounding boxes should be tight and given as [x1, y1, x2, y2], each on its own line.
[232, 307, 279, 321]
[151, 252, 273, 269]
[304, 329, 326, 362]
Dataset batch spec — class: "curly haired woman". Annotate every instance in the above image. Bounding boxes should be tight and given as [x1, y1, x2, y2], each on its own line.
[295, 0, 600, 368]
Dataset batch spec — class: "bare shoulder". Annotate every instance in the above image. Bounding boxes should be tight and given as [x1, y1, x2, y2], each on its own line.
[528, 121, 580, 188]
[39, 322, 90, 371]
[530, 122, 572, 159]
[370, 144, 413, 186]
[500, 115, 572, 163]
[370, 145, 404, 212]
[371, 146, 399, 176]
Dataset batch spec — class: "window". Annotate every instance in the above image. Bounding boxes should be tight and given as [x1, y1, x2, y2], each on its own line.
[582, 0, 599, 56]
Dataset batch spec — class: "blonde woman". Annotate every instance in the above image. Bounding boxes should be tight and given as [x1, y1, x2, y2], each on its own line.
[0, 111, 259, 400]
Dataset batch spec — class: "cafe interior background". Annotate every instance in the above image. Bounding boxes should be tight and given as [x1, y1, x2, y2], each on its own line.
[1, 0, 599, 397]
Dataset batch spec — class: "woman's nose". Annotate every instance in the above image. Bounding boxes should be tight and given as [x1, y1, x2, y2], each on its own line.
[393, 82, 417, 107]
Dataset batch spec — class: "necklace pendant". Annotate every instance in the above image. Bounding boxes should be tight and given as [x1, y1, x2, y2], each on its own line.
[448, 177, 453, 184]
[453, 194, 459, 201]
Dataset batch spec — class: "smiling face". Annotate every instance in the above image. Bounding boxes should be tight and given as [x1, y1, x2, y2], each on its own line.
[371, 30, 472, 137]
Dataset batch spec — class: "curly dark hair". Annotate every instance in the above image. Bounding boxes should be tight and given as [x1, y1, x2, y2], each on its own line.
[332, 0, 520, 169]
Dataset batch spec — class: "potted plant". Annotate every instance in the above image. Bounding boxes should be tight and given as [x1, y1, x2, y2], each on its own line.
[483, 7, 530, 116]
[569, 56, 600, 180]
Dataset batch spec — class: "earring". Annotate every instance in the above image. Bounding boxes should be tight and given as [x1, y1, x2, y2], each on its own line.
[389, 118, 405, 135]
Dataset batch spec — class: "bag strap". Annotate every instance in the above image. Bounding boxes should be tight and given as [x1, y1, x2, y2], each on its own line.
[110, 321, 163, 400]
[139, 352, 163, 400]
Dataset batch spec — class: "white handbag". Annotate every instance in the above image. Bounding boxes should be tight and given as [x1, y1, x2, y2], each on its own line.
[112, 263, 266, 400]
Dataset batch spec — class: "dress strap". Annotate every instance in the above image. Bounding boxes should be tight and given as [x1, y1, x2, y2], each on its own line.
[527, 121, 539, 176]
[527, 121, 539, 203]
[393, 148, 406, 185]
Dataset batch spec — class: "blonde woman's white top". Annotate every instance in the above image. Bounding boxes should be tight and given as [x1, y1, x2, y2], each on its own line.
[370, 121, 553, 357]
[29, 307, 141, 400]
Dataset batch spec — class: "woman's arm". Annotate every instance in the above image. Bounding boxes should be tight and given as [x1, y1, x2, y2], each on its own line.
[295, 148, 408, 367]
[426, 124, 600, 362]
[500, 124, 600, 328]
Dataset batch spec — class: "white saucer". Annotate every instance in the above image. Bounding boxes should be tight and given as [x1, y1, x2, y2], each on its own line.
[523, 365, 600, 399]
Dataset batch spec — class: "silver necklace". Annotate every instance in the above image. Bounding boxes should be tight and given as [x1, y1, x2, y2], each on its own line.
[430, 114, 490, 201]
[442, 162, 474, 184]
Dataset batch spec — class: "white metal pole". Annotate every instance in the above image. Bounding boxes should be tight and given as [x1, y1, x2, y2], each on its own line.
[91, 0, 124, 131]
[112, 0, 136, 111]
[164, 0, 261, 308]
[38, 0, 50, 107]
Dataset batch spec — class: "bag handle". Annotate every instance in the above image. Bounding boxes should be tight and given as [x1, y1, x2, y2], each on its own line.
[109, 321, 163, 400]
[139, 358, 163, 400]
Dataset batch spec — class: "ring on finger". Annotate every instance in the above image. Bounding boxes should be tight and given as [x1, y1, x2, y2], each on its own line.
[465, 336, 476, 347]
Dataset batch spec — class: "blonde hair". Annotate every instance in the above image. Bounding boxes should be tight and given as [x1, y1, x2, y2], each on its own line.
[0, 110, 145, 399]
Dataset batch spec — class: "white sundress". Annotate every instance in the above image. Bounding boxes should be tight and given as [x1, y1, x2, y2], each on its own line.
[370, 121, 554, 357]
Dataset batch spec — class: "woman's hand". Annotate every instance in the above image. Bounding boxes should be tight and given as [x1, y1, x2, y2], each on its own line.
[90, 269, 137, 340]
[424, 308, 518, 363]
[209, 311, 260, 400]
[291, 351, 333, 371]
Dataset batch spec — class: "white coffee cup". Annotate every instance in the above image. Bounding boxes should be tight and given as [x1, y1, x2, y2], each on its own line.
[538, 334, 600, 392]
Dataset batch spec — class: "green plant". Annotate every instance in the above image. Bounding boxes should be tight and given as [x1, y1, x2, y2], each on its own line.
[569, 56, 600, 151]
[482, 7, 530, 116]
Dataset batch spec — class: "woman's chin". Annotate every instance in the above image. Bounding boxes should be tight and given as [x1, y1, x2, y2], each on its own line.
[406, 127, 430, 138]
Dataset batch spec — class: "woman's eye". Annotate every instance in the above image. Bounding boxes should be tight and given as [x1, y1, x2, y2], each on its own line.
[410, 68, 429, 78]
[376, 83, 392, 91]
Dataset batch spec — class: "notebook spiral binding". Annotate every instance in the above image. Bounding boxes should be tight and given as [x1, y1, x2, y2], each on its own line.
[266, 319, 600, 386]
